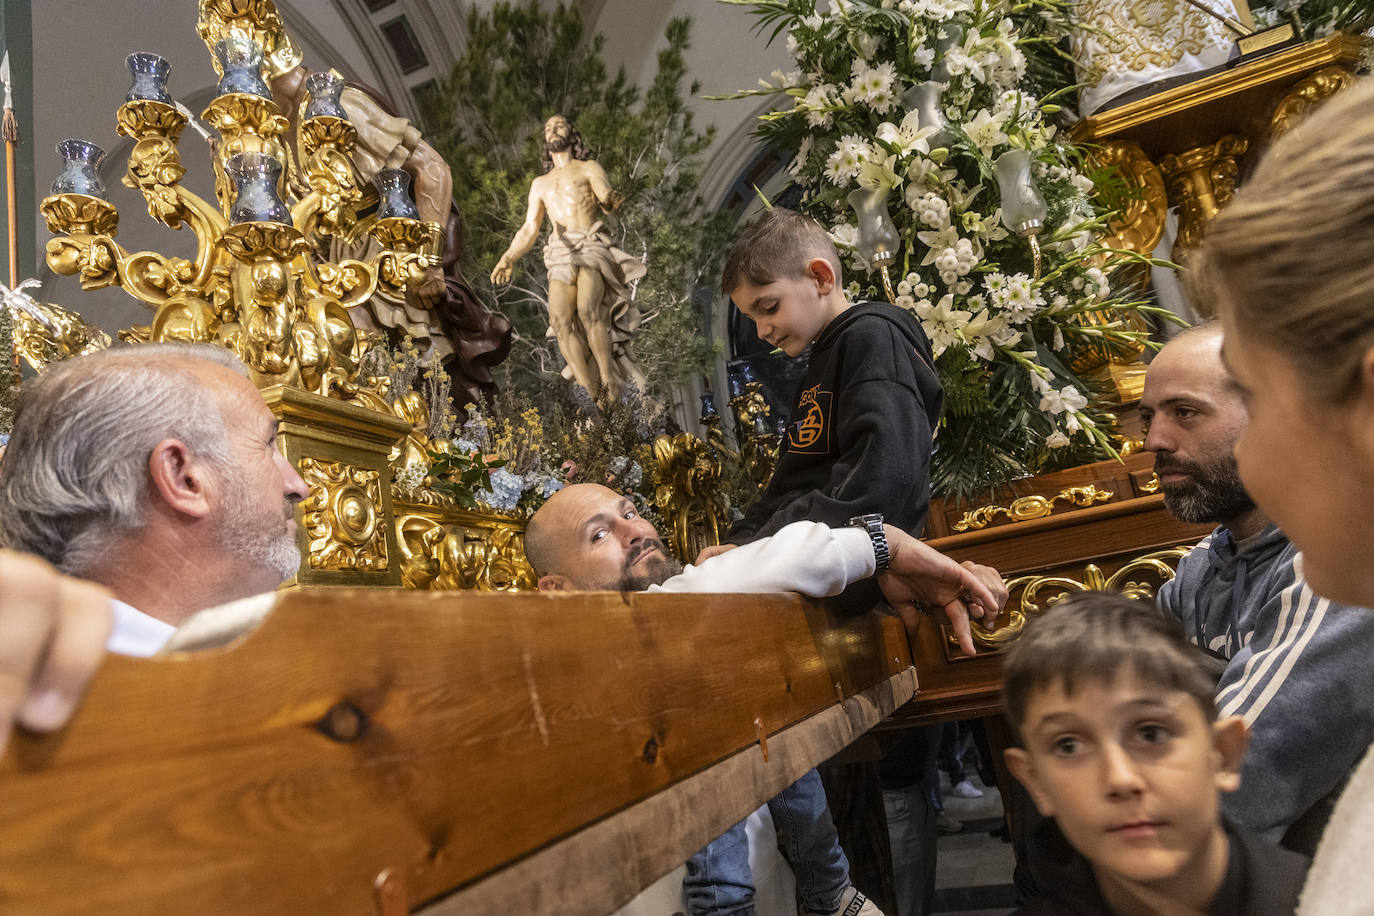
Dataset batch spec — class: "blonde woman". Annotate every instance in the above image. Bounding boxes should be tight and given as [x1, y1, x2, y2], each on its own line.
[1188, 76, 1374, 914]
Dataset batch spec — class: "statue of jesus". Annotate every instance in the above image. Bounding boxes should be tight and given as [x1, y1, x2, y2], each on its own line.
[491, 115, 647, 400]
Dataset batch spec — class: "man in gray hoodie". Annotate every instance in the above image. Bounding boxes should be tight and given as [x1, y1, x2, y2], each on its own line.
[1143, 322, 1374, 855]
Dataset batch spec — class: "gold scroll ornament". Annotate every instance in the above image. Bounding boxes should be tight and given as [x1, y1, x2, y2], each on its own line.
[1160, 134, 1249, 255]
[653, 431, 730, 563]
[395, 510, 535, 592]
[300, 457, 390, 571]
[952, 484, 1116, 533]
[946, 546, 1193, 652]
[1270, 66, 1357, 139]
[11, 300, 111, 371]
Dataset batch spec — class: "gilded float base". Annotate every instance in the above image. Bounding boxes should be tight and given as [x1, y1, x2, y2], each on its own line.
[262, 385, 410, 588]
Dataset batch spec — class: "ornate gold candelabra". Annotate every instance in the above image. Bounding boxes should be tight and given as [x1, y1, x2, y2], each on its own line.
[33, 0, 485, 590]
[43, 55, 440, 399]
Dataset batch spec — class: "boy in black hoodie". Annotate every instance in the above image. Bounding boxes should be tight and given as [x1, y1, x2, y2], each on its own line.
[710, 207, 953, 628]
[680, 210, 998, 916]
[1002, 594, 1308, 915]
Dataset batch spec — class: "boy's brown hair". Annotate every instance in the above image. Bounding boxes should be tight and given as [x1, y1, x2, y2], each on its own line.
[720, 207, 843, 295]
[1001, 593, 1217, 740]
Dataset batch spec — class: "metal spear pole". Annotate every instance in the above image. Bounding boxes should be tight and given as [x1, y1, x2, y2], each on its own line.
[1, 51, 17, 289]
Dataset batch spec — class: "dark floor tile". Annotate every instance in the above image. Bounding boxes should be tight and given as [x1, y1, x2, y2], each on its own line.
[931, 882, 1018, 911]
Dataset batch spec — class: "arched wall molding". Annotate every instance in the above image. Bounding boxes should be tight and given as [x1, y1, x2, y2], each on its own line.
[326, 0, 422, 121]
[327, 0, 475, 120]
[703, 142, 795, 428]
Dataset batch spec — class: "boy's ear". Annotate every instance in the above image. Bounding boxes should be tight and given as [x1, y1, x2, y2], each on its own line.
[805, 257, 836, 295]
[538, 574, 570, 592]
[1212, 715, 1249, 793]
[1004, 747, 1056, 817]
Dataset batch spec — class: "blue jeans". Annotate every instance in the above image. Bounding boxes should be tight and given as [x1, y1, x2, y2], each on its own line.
[883, 784, 937, 916]
[684, 768, 851, 915]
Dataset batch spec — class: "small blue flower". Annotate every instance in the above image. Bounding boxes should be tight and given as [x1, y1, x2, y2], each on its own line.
[609, 455, 629, 475]
[484, 467, 525, 512]
[454, 437, 480, 455]
[539, 476, 564, 498]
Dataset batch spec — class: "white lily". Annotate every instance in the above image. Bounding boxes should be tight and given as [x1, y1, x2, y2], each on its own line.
[915, 293, 972, 356]
[857, 154, 902, 191]
[876, 108, 937, 157]
[916, 225, 960, 266]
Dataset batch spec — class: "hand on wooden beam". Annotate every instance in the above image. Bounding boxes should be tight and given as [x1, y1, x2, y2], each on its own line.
[878, 526, 1008, 657]
[0, 551, 111, 758]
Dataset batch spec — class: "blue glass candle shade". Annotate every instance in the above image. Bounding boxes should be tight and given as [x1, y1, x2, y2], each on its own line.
[125, 52, 173, 104]
[51, 140, 109, 200]
[224, 152, 292, 225]
[303, 71, 349, 120]
[374, 169, 420, 220]
[699, 393, 719, 419]
[215, 37, 272, 99]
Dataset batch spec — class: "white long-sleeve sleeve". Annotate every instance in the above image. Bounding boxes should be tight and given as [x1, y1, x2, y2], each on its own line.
[649, 521, 876, 596]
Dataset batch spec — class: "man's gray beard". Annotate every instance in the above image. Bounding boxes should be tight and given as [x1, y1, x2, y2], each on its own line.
[1160, 457, 1257, 526]
[218, 474, 301, 584]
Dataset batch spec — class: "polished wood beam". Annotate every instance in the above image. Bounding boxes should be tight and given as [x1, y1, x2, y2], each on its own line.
[0, 589, 912, 915]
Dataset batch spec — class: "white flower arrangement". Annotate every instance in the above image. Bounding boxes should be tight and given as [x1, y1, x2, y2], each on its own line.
[719, 0, 1178, 498]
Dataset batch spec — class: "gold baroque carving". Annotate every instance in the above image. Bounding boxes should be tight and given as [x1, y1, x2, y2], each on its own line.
[945, 546, 1193, 652]
[1270, 66, 1356, 139]
[396, 511, 535, 591]
[1092, 140, 1168, 257]
[952, 485, 1116, 532]
[12, 300, 112, 372]
[40, 193, 119, 238]
[300, 457, 389, 571]
[1160, 135, 1249, 254]
[653, 431, 729, 563]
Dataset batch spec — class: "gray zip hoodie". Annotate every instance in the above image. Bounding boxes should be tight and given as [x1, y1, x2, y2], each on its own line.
[1159, 523, 1374, 851]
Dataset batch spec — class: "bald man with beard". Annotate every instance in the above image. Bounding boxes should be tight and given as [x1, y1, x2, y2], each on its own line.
[527, 483, 1005, 916]
[1144, 323, 1374, 854]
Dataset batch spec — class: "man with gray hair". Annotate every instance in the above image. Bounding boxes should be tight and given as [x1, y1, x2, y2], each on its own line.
[0, 343, 308, 658]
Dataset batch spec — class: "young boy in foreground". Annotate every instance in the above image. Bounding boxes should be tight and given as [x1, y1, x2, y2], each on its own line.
[1002, 595, 1308, 915]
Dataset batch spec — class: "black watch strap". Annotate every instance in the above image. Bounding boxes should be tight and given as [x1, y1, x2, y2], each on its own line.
[848, 513, 890, 573]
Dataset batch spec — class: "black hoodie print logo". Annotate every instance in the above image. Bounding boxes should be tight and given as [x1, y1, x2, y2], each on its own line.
[788, 385, 832, 454]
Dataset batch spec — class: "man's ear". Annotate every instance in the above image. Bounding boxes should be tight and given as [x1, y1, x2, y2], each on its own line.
[1212, 715, 1249, 794]
[1004, 746, 1056, 817]
[147, 438, 213, 520]
[538, 574, 571, 592]
[806, 257, 837, 295]
[1350, 344, 1374, 456]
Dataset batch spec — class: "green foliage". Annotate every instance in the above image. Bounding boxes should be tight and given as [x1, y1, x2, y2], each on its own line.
[422, 3, 731, 404]
[1250, 0, 1374, 38]
[426, 448, 501, 510]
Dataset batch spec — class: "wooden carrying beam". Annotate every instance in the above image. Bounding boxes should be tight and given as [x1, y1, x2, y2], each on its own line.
[0, 590, 913, 915]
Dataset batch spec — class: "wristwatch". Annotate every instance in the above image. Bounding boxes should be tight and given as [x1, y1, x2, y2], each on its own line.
[848, 513, 890, 573]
